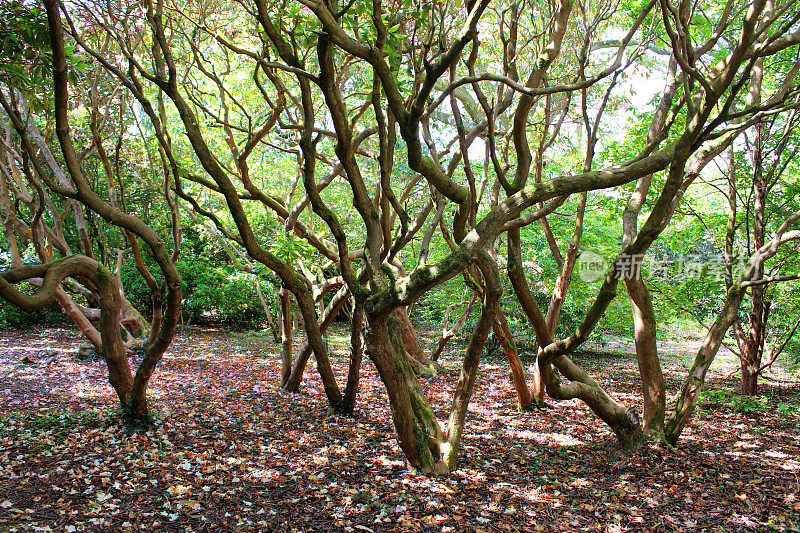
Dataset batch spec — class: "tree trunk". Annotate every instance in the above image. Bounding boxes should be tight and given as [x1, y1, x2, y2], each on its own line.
[532, 270, 645, 447]
[429, 295, 476, 362]
[506, 227, 547, 400]
[624, 276, 666, 436]
[54, 287, 103, 350]
[740, 294, 764, 396]
[544, 192, 586, 335]
[365, 311, 448, 474]
[740, 132, 766, 395]
[396, 307, 440, 375]
[739, 28, 769, 396]
[340, 302, 364, 415]
[664, 225, 798, 444]
[291, 284, 344, 409]
[0, 257, 138, 418]
[740, 147, 766, 396]
[256, 277, 280, 342]
[127, 268, 182, 425]
[464, 261, 534, 410]
[96, 266, 134, 409]
[279, 287, 293, 386]
[666, 283, 748, 443]
[441, 254, 500, 468]
[491, 308, 534, 410]
[741, 298, 770, 396]
[284, 285, 350, 392]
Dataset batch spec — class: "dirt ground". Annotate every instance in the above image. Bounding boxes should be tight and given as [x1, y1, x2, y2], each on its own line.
[1, 324, 799, 532]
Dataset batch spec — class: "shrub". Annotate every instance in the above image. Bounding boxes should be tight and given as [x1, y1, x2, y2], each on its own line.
[698, 388, 730, 410]
[0, 300, 40, 328]
[183, 267, 271, 323]
[119, 253, 275, 324]
[730, 394, 770, 414]
[0, 288, 66, 328]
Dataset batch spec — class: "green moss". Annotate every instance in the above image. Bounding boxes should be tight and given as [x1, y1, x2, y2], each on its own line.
[520, 398, 552, 411]
[96, 263, 112, 285]
[413, 266, 434, 286]
[120, 400, 156, 432]
[411, 422, 437, 472]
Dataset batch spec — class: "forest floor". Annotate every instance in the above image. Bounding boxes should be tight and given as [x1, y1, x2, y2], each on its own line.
[1, 323, 799, 532]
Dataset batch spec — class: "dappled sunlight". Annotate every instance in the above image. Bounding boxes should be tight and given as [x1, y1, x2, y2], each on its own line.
[245, 468, 282, 482]
[0, 329, 118, 411]
[69, 382, 114, 400]
[1, 0, 799, 528]
[516, 430, 585, 446]
[1, 324, 799, 531]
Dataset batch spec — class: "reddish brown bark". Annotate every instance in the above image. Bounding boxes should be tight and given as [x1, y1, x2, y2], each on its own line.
[491, 308, 533, 410]
[279, 287, 293, 387]
[396, 307, 439, 374]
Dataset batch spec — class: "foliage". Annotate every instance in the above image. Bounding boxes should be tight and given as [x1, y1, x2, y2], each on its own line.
[1, 0, 800, 480]
[698, 389, 800, 415]
[697, 388, 730, 409]
[0, 0, 89, 110]
[0, 288, 66, 329]
[269, 231, 316, 264]
[0, 300, 41, 328]
[0, 1, 52, 110]
[118, 261, 155, 315]
[119, 257, 272, 324]
[729, 394, 771, 414]
[184, 268, 269, 324]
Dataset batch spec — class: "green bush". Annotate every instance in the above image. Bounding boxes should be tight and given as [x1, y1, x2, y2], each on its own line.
[698, 388, 730, 410]
[118, 260, 155, 313]
[0, 250, 45, 327]
[118, 249, 276, 324]
[777, 401, 800, 414]
[0, 279, 67, 328]
[0, 300, 40, 328]
[183, 267, 270, 323]
[699, 389, 780, 414]
[730, 394, 770, 414]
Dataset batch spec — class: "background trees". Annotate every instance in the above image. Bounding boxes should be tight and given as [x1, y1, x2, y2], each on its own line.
[0, 0, 798, 472]
[0, 0, 182, 424]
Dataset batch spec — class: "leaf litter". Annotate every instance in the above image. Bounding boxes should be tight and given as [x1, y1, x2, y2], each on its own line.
[1, 324, 798, 532]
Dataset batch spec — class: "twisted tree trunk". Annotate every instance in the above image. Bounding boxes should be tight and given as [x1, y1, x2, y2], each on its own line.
[0, 257, 138, 413]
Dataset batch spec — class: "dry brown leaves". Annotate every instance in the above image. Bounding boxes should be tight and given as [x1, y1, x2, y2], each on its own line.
[1, 325, 798, 532]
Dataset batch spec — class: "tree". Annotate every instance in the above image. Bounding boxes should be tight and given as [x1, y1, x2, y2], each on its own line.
[0, 79, 154, 352]
[0, 0, 183, 425]
[727, 108, 800, 396]
[14, 0, 800, 473]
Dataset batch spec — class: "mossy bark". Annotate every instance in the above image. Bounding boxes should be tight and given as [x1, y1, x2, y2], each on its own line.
[442, 254, 500, 468]
[396, 307, 441, 375]
[625, 276, 666, 438]
[365, 312, 447, 474]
